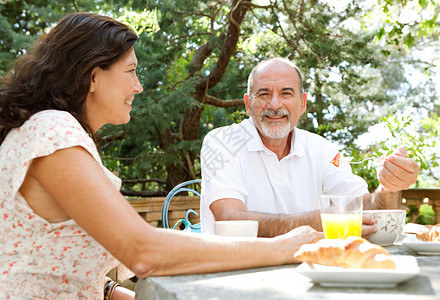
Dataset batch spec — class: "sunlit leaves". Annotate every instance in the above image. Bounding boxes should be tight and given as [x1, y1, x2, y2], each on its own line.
[373, 0, 439, 48]
[118, 9, 159, 36]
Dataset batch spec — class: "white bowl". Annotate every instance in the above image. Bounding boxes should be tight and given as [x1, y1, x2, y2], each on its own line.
[363, 209, 406, 246]
[214, 220, 258, 237]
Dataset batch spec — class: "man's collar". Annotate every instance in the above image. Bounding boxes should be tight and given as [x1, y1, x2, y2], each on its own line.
[245, 117, 265, 151]
[289, 127, 305, 158]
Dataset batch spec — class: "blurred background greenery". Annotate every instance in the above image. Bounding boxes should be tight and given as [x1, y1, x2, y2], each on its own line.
[1, 0, 439, 198]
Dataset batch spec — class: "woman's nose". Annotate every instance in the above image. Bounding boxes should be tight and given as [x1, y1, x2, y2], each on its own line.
[134, 76, 143, 94]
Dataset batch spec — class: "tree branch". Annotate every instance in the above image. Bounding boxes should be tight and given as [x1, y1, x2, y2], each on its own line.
[168, 32, 212, 46]
[100, 130, 125, 144]
[183, 152, 197, 180]
[196, 0, 252, 93]
[71, 0, 79, 12]
[120, 190, 167, 197]
[188, 42, 214, 74]
[249, 3, 277, 9]
[204, 95, 244, 107]
[107, 154, 143, 161]
[280, 0, 332, 61]
[122, 178, 166, 185]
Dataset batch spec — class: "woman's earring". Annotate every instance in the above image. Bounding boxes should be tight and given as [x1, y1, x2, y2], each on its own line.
[90, 87, 94, 92]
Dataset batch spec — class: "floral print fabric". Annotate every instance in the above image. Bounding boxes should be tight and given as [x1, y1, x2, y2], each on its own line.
[0, 110, 132, 299]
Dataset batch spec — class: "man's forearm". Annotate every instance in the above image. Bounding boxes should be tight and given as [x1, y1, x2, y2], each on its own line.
[219, 210, 322, 238]
[364, 184, 401, 210]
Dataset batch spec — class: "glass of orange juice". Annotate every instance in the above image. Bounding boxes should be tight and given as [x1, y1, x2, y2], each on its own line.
[319, 194, 363, 239]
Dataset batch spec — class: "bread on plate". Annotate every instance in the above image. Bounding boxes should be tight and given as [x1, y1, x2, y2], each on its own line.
[294, 236, 396, 269]
[416, 224, 440, 242]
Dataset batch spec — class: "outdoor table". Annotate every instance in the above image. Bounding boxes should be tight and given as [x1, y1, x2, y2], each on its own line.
[134, 241, 440, 300]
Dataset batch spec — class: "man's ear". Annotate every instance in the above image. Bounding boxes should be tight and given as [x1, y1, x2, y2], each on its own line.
[244, 93, 251, 115]
[300, 92, 307, 115]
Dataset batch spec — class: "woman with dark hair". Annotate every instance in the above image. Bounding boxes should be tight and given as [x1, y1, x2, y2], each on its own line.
[0, 12, 322, 299]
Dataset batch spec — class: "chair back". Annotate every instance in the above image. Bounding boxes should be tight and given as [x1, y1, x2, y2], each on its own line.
[162, 179, 201, 233]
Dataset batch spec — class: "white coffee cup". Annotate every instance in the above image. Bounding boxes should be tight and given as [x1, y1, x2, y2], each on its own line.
[363, 209, 406, 246]
[214, 220, 258, 237]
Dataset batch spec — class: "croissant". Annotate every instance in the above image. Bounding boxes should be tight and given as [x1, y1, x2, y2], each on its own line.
[294, 236, 396, 269]
[416, 224, 440, 242]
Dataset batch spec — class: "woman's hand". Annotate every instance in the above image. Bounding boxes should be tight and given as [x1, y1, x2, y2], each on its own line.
[110, 285, 135, 300]
[274, 225, 324, 263]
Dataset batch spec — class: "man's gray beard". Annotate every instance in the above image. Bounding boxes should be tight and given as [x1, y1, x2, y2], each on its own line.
[260, 109, 292, 139]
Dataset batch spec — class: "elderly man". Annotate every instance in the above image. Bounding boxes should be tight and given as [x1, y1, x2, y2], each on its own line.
[200, 58, 420, 237]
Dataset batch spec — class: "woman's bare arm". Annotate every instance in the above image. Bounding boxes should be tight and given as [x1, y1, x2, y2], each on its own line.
[27, 146, 323, 278]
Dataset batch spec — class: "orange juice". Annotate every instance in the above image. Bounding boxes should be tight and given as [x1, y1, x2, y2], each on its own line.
[321, 213, 362, 239]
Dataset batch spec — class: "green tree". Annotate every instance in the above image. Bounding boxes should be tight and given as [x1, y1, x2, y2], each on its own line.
[349, 0, 440, 188]
[374, 0, 439, 48]
[0, 0, 62, 75]
[2, 0, 438, 195]
[101, 1, 409, 194]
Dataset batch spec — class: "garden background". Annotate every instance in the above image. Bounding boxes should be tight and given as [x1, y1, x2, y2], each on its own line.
[1, 0, 439, 197]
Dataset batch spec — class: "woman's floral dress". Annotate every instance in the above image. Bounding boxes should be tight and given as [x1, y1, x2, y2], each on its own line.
[0, 110, 132, 299]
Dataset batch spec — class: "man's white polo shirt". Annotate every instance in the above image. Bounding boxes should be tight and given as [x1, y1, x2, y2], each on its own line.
[200, 118, 368, 235]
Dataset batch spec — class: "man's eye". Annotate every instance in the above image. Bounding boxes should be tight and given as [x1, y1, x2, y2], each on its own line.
[258, 93, 269, 97]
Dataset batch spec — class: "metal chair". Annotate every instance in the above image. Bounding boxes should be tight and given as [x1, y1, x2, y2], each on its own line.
[161, 179, 201, 233]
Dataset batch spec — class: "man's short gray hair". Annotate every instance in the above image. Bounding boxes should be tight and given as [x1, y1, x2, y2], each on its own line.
[247, 58, 304, 98]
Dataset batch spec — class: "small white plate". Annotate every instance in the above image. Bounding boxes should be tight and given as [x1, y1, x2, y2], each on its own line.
[403, 223, 427, 234]
[401, 234, 440, 255]
[296, 255, 419, 288]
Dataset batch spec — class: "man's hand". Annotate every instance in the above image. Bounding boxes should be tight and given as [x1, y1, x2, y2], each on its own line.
[361, 214, 377, 239]
[377, 146, 420, 192]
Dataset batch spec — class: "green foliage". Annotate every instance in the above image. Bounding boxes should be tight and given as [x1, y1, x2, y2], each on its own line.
[347, 146, 384, 191]
[0, 0, 65, 75]
[418, 204, 435, 224]
[407, 204, 436, 224]
[374, 0, 440, 48]
[406, 204, 419, 223]
[405, 204, 435, 224]
[382, 114, 439, 185]
[2, 0, 439, 195]
[117, 9, 159, 36]
[350, 112, 440, 190]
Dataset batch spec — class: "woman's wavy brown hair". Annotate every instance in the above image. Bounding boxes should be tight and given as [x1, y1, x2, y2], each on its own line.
[0, 12, 138, 144]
